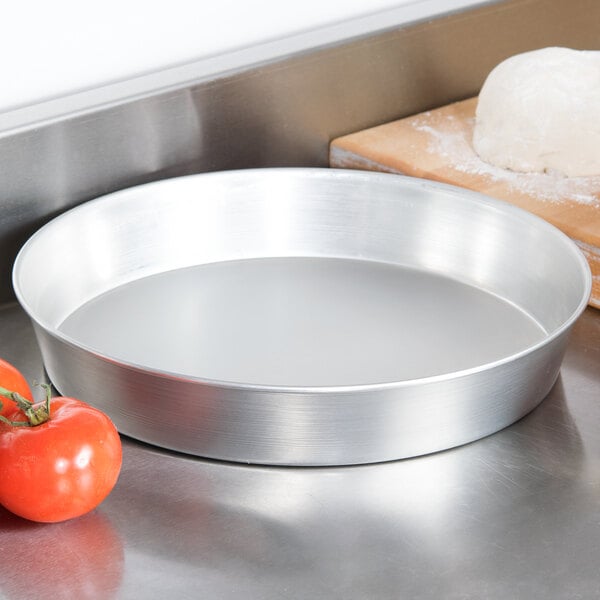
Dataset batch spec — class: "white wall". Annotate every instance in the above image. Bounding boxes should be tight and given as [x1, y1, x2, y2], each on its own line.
[2, 0, 487, 113]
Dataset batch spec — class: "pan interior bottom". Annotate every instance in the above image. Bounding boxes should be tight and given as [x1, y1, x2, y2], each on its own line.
[58, 257, 546, 386]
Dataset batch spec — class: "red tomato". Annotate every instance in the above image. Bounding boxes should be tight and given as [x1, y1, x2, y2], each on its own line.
[0, 358, 33, 416]
[0, 396, 122, 523]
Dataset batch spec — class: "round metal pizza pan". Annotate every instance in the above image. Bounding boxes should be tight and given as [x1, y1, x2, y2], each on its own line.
[12, 168, 591, 465]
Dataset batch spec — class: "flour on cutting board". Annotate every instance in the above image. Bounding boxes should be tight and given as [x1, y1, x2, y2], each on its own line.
[412, 114, 600, 205]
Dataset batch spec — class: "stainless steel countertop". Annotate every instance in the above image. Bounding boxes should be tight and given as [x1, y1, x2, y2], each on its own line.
[1, 300, 599, 598]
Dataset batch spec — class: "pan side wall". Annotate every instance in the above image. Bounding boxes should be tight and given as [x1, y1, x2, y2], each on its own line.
[33, 320, 571, 465]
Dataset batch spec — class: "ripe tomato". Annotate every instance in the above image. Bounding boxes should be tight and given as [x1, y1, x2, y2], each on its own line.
[0, 357, 33, 416]
[0, 396, 122, 523]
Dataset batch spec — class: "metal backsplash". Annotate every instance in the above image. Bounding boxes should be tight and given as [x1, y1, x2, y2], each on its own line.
[1, 0, 598, 303]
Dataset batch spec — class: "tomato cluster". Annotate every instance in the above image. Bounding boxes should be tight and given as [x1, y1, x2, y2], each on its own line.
[0, 358, 122, 523]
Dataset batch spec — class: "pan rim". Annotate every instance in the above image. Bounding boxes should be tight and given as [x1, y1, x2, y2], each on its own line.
[13, 168, 592, 395]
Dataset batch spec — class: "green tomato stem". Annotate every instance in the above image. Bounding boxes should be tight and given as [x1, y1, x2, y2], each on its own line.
[0, 383, 52, 427]
[0, 413, 31, 427]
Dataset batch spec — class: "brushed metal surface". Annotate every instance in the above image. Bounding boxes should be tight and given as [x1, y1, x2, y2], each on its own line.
[1, 0, 599, 303]
[13, 169, 591, 465]
[2, 302, 600, 598]
[58, 257, 546, 386]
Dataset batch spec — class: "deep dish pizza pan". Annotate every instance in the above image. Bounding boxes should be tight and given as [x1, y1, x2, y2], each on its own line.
[12, 169, 591, 465]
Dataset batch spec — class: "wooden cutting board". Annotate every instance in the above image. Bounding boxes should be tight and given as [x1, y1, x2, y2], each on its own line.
[330, 97, 600, 309]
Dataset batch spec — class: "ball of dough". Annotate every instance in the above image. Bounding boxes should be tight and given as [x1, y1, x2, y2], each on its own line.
[473, 47, 600, 177]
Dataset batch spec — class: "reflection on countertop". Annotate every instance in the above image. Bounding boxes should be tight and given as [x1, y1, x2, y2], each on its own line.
[1, 303, 600, 599]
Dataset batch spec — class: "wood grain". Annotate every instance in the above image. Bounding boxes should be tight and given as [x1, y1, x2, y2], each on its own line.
[330, 97, 600, 308]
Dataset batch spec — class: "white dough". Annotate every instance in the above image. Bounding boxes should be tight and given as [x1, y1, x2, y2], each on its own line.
[473, 47, 600, 177]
